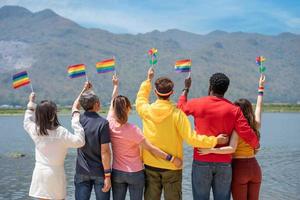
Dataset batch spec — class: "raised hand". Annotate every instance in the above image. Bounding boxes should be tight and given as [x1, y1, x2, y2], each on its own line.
[259, 74, 266, 87]
[216, 134, 229, 145]
[82, 81, 92, 93]
[28, 92, 35, 103]
[147, 67, 154, 81]
[184, 76, 192, 89]
[112, 74, 119, 86]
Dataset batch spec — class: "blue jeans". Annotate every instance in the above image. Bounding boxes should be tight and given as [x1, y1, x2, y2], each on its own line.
[74, 174, 110, 200]
[192, 161, 232, 200]
[112, 169, 145, 200]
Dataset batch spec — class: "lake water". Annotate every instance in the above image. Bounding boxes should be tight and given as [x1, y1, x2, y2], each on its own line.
[0, 113, 299, 200]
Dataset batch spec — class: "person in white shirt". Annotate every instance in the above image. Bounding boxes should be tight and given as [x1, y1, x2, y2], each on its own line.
[23, 83, 90, 200]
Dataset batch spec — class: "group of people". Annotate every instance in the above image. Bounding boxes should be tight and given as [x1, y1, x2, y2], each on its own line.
[23, 67, 266, 200]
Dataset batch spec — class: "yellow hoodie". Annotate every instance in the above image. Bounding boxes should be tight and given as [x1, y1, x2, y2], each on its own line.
[136, 80, 218, 170]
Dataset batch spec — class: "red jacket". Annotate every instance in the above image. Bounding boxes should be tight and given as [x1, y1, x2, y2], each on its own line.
[177, 95, 259, 163]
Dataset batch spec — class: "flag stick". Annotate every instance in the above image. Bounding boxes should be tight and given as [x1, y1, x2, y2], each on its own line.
[151, 55, 154, 68]
[113, 55, 117, 76]
[27, 72, 34, 93]
[30, 83, 34, 93]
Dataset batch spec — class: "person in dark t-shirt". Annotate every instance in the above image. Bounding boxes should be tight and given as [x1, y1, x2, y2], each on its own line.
[74, 82, 111, 200]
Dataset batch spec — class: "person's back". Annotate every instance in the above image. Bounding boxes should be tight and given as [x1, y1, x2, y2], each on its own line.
[74, 89, 111, 200]
[76, 112, 109, 175]
[179, 95, 242, 163]
[23, 92, 85, 200]
[177, 73, 259, 200]
[136, 68, 220, 200]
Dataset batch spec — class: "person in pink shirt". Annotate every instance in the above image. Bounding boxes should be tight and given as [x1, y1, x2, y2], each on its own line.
[106, 75, 182, 200]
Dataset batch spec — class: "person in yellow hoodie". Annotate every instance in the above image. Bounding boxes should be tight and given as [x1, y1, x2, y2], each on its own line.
[135, 67, 228, 200]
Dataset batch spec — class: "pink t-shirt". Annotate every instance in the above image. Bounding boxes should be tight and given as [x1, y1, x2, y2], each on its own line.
[107, 111, 145, 172]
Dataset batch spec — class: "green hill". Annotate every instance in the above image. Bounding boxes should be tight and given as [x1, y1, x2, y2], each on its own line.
[0, 6, 299, 106]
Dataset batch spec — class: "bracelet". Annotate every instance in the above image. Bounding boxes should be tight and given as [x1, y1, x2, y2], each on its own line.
[258, 91, 264, 96]
[182, 88, 189, 93]
[166, 154, 172, 161]
[170, 156, 175, 163]
[104, 173, 111, 179]
[104, 169, 112, 174]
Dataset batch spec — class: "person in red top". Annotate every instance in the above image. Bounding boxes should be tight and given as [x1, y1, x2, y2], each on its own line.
[177, 73, 259, 200]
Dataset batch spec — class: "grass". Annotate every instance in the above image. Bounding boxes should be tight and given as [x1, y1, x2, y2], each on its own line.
[1, 104, 300, 116]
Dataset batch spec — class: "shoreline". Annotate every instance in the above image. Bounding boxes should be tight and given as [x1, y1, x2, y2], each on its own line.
[0, 104, 300, 116]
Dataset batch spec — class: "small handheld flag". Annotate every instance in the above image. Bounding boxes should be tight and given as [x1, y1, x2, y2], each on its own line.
[68, 64, 87, 79]
[175, 59, 192, 73]
[96, 59, 115, 74]
[256, 56, 266, 73]
[12, 71, 31, 89]
[148, 48, 158, 65]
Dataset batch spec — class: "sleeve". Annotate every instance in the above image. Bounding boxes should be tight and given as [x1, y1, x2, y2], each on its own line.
[177, 95, 197, 116]
[135, 80, 151, 119]
[234, 108, 259, 148]
[106, 109, 114, 121]
[130, 125, 145, 144]
[62, 114, 85, 148]
[176, 111, 217, 148]
[100, 122, 111, 144]
[23, 109, 38, 142]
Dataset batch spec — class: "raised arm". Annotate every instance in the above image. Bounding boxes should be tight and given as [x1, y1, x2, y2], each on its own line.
[135, 68, 154, 118]
[109, 74, 119, 112]
[62, 83, 91, 148]
[140, 139, 182, 168]
[255, 74, 266, 129]
[72, 81, 91, 114]
[23, 92, 37, 140]
[177, 76, 196, 116]
[198, 131, 239, 155]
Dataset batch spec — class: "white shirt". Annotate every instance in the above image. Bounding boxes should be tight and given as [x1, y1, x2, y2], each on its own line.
[23, 109, 85, 199]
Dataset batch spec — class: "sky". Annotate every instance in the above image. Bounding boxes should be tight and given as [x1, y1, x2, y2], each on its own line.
[0, 0, 300, 35]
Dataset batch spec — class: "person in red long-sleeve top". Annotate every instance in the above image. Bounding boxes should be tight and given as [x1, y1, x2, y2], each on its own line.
[177, 73, 259, 200]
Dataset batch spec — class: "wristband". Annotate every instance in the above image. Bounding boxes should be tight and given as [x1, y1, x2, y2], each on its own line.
[166, 154, 172, 161]
[170, 156, 175, 163]
[182, 88, 189, 93]
[258, 91, 264, 96]
[104, 169, 112, 174]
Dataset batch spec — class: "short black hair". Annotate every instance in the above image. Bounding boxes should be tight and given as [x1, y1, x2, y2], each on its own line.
[79, 91, 100, 111]
[209, 73, 230, 96]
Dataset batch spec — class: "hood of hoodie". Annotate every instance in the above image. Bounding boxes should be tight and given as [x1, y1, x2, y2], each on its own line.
[149, 99, 175, 123]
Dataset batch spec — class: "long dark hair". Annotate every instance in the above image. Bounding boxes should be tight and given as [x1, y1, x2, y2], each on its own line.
[234, 98, 260, 139]
[35, 100, 60, 136]
[112, 95, 132, 125]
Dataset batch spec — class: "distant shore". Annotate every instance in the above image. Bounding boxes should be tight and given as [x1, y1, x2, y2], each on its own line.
[1, 104, 300, 116]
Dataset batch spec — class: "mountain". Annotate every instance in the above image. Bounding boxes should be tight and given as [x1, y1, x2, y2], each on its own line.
[0, 5, 299, 106]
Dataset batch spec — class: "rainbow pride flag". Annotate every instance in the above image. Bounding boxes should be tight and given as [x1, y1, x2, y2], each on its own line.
[174, 59, 192, 73]
[96, 59, 115, 74]
[12, 71, 31, 89]
[68, 64, 86, 78]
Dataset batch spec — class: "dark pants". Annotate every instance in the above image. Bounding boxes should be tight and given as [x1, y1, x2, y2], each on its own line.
[74, 174, 110, 200]
[231, 158, 262, 200]
[144, 167, 182, 200]
[192, 161, 232, 200]
[112, 169, 145, 200]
